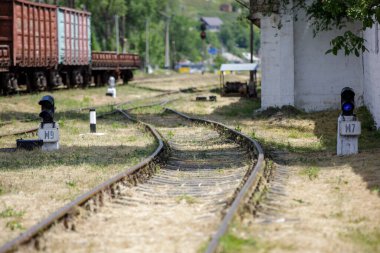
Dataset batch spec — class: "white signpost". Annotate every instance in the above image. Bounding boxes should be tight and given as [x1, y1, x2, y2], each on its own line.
[38, 123, 60, 151]
[337, 115, 361, 156]
[106, 76, 116, 98]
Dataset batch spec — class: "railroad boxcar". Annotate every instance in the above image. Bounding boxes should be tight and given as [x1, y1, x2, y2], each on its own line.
[57, 7, 91, 88]
[118, 53, 141, 83]
[0, 0, 58, 93]
[0, 0, 141, 94]
[92, 52, 139, 86]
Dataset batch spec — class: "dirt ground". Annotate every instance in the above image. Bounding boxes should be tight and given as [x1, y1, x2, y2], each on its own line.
[1, 73, 379, 252]
[0, 113, 156, 246]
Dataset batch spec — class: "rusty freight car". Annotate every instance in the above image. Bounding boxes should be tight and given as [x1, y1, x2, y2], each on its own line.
[92, 52, 140, 86]
[0, 0, 141, 95]
[57, 6, 91, 88]
[0, 0, 58, 93]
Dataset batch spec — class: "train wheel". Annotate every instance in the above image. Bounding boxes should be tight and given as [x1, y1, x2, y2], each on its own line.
[33, 72, 47, 91]
[122, 70, 133, 84]
[70, 71, 83, 88]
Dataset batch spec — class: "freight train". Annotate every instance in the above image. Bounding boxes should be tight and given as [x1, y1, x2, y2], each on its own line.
[0, 0, 141, 95]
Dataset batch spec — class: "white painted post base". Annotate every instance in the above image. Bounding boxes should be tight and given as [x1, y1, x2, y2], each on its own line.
[337, 116, 361, 156]
[38, 123, 60, 151]
[106, 88, 116, 98]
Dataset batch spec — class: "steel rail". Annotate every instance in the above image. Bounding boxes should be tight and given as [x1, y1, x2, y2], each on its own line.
[0, 110, 165, 253]
[165, 108, 265, 253]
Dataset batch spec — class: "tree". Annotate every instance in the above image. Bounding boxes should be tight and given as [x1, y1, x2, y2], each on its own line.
[240, 0, 380, 56]
[289, 0, 378, 56]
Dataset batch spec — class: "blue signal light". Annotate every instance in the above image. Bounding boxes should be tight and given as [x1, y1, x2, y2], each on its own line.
[342, 102, 354, 113]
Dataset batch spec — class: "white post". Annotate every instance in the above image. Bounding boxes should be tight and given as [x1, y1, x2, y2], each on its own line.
[38, 122, 60, 151]
[337, 115, 361, 156]
[90, 109, 96, 133]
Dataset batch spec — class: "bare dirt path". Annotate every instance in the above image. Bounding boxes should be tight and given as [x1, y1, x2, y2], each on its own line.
[234, 150, 380, 253]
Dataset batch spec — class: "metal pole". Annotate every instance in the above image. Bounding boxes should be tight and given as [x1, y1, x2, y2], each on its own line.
[115, 15, 119, 53]
[164, 18, 170, 69]
[145, 19, 150, 72]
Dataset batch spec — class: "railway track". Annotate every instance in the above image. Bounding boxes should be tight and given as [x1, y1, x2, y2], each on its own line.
[0, 105, 266, 253]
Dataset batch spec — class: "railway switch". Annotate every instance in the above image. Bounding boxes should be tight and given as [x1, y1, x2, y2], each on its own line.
[38, 95, 60, 151]
[106, 76, 116, 98]
[337, 87, 361, 156]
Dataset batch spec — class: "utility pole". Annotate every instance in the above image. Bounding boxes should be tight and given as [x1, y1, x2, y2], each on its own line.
[249, 18, 257, 97]
[164, 17, 171, 69]
[145, 19, 150, 73]
[115, 15, 119, 53]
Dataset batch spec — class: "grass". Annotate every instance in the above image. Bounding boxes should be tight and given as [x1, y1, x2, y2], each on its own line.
[219, 234, 258, 253]
[342, 228, 380, 253]
[6, 220, 24, 231]
[0, 207, 25, 218]
[175, 195, 198, 204]
[370, 185, 380, 194]
[300, 167, 321, 180]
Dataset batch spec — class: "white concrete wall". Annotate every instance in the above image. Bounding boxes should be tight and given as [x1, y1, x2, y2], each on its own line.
[261, 14, 295, 109]
[260, 3, 363, 112]
[293, 15, 363, 111]
[363, 25, 380, 128]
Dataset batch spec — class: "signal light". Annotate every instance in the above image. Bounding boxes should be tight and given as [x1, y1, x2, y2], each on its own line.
[200, 23, 206, 32]
[200, 31, 206, 40]
[341, 87, 355, 116]
[39, 95, 55, 124]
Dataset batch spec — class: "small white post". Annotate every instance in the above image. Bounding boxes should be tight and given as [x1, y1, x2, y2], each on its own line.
[106, 76, 116, 98]
[337, 115, 361, 156]
[90, 108, 96, 133]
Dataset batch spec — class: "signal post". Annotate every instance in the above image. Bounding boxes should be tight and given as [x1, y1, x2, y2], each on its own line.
[337, 87, 361, 156]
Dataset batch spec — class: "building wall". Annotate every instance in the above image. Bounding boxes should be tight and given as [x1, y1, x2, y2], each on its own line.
[363, 25, 380, 127]
[293, 15, 363, 111]
[260, 8, 363, 112]
[261, 14, 295, 109]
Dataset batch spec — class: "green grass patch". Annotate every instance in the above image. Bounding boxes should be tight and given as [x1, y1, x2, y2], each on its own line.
[342, 228, 380, 252]
[6, 220, 24, 231]
[300, 167, 320, 180]
[370, 185, 380, 194]
[175, 195, 198, 204]
[219, 99, 261, 118]
[219, 234, 258, 253]
[0, 207, 25, 218]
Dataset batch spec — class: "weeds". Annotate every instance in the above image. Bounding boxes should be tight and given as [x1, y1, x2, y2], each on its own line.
[0, 207, 25, 218]
[300, 167, 320, 180]
[342, 228, 380, 252]
[219, 234, 257, 253]
[167, 130, 174, 140]
[66, 181, 77, 188]
[176, 195, 198, 204]
[370, 185, 380, 194]
[6, 220, 24, 231]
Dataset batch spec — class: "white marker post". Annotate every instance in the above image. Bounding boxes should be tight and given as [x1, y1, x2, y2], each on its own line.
[106, 76, 116, 98]
[38, 122, 60, 151]
[337, 115, 361, 156]
[90, 108, 96, 133]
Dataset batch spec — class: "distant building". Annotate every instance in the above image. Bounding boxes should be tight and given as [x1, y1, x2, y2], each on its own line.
[220, 4, 232, 13]
[200, 17, 224, 32]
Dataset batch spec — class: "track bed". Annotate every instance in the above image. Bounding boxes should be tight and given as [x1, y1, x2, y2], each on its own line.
[32, 112, 252, 253]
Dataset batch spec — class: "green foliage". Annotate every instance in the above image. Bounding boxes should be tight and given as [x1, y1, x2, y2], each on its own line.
[219, 19, 260, 56]
[219, 234, 257, 253]
[279, 0, 380, 56]
[0, 207, 25, 218]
